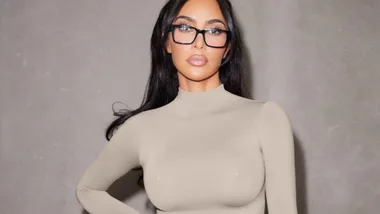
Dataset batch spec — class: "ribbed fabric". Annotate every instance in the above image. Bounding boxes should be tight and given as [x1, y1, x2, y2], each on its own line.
[76, 84, 298, 214]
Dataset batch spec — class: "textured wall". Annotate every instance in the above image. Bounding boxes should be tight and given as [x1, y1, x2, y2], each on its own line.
[0, 0, 379, 214]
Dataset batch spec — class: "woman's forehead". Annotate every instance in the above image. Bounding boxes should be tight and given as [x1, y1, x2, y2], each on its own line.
[176, 0, 226, 23]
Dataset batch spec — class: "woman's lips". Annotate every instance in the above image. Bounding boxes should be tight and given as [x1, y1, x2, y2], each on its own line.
[187, 55, 208, 67]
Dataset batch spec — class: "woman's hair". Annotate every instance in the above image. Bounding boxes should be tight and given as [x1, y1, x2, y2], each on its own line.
[105, 0, 249, 188]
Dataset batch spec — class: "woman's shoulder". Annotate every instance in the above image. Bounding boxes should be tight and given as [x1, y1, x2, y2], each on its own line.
[228, 93, 266, 109]
[231, 95, 289, 118]
[249, 100, 291, 126]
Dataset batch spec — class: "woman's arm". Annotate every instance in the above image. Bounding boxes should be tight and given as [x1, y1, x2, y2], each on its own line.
[257, 101, 298, 214]
[75, 116, 141, 214]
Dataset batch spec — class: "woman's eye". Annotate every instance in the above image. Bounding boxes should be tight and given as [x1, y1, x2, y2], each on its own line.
[178, 24, 191, 32]
[207, 28, 222, 35]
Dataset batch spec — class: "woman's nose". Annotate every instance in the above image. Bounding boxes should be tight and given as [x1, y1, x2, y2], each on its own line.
[193, 32, 205, 49]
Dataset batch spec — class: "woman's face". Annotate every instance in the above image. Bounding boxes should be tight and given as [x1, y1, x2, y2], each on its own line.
[166, 0, 230, 83]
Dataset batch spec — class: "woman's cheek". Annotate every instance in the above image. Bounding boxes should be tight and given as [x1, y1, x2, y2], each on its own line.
[171, 52, 186, 71]
[208, 54, 224, 70]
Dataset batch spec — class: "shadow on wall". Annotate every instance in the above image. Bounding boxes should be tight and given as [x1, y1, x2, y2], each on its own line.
[237, 16, 254, 100]
[294, 134, 308, 214]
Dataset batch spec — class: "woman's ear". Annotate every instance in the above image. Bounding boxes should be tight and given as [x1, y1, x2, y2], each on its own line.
[164, 33, 172, 54]
[166, 42, 172, 54]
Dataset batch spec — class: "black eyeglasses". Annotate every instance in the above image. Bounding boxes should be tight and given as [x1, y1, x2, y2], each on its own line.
[168, 24, 231, 48]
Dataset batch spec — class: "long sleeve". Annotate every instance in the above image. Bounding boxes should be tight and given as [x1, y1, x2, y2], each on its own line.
[256, 101, 298, 214]
[75, 116, 141, 214]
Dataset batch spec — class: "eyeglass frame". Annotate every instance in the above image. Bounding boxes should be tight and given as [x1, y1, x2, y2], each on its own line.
[167, 24, 231, 48]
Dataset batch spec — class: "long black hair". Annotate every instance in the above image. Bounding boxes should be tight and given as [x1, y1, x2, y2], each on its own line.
[106, 0, 250, 188]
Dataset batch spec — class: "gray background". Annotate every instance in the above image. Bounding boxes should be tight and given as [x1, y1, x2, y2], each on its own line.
[0, 0, 379, 214]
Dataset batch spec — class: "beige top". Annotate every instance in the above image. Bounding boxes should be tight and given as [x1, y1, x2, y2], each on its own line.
[75, 83, 298, 214]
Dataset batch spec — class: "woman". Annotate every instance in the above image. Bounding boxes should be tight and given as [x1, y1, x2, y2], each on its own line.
[75, 0, 298, 214]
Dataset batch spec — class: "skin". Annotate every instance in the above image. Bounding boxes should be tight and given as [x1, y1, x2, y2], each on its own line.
[166, 0, 230, 92]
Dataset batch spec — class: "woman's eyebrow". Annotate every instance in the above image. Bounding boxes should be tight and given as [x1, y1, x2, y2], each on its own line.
[174, 15, 196, 23]
[205, 19, 227, 28]
[174, 15, 227, 28]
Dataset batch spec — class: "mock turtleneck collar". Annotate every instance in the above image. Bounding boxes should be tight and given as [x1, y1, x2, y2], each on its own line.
[166, 83, 235, 118]
[177, 83, 226, 99]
